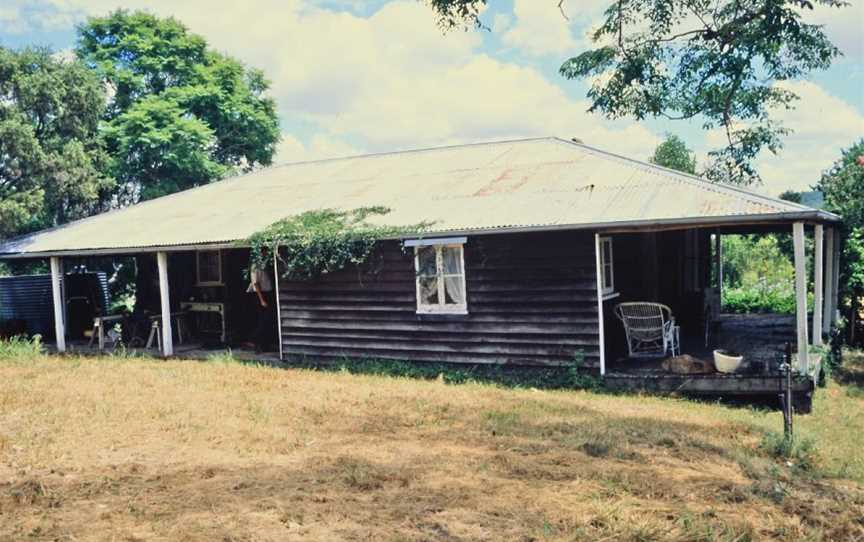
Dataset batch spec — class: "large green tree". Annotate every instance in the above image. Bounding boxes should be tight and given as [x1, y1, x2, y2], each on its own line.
[817, 140, 864, 340]
[650, 134, 696, 174]
[76, 10, 280, 202]
[0, 47, 112, 240]
[428, 0, 845, 185]
[819, 141, 864, 229]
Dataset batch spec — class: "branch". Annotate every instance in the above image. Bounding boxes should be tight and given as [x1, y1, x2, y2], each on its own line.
[558, 0, 569, 21]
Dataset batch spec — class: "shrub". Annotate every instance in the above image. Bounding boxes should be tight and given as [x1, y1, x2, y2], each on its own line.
[722, 282, 815, 315]
[760, 431, 820, 473]
[722, 284, 798, 314]
[0, 335, 44, 359]
[207, 349, 238, 364]
[720, 234, 809, 315]
[315, 354, 602, 391]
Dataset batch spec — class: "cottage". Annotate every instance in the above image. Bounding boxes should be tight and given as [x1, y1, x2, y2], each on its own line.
[0, 137, 840, 402]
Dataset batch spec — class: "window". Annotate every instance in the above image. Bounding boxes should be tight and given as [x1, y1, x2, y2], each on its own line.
[599, 237, 615, 296]
[412, 241, 467, 314]
[196, 250, 223, 286]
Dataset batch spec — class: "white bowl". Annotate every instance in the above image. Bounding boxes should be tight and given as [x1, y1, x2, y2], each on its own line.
[713, 350, 744, 373]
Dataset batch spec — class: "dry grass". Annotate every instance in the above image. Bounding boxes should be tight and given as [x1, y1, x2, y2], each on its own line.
[1, 350, 863, 541]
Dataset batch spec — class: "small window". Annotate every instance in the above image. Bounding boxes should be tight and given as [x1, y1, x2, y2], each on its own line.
[414, 243, 467, 314]
[599, 237, 614, 295]
[196, 250, 223, 286]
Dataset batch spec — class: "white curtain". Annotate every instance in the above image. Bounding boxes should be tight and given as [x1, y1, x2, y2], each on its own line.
[442, 247, 465, 304]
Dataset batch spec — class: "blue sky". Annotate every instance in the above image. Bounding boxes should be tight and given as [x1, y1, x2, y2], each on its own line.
[1, 0, 862, 196]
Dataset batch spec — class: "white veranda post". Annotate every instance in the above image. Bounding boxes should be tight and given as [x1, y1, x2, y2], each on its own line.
[273, 251, 283, 361]
[50, 257, 66, 353]
[792, 222, 809, 372]
[714, 233, 723, 293]
[594, 234, 606, 376]
[813, 224, 824, 346]
[157, 251, 174, 357]
[823, 227, 835, 335]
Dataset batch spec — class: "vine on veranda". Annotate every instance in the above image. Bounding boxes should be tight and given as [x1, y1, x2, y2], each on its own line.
[247, 207, 430, 279]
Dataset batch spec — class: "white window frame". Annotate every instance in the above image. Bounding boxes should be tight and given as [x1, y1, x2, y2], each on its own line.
[195, 250, 223, 286]
[599, 236, 615, 296]
[412, 242, 468, 315]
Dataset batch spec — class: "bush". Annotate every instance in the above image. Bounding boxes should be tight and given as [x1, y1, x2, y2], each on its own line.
[313, 354, 601, 391]
[722, 284, 800, 314]
[720, 234, 809, 315]
[0, 335, 44, 359]
[760, 431, 820, 473]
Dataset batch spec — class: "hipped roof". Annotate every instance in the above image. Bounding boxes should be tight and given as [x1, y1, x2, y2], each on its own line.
[0, 137, 838, 257]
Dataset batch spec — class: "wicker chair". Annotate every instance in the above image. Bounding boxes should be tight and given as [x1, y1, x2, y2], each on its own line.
[614, 302, 680, 358]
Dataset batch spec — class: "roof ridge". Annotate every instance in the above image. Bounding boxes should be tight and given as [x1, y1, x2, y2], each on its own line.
[270, 136, 556, 168]
[550, 137, 815, 213]
[124, 136, 556, 203]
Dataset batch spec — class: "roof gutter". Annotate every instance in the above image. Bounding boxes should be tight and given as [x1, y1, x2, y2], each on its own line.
[0, 209, 840, 260]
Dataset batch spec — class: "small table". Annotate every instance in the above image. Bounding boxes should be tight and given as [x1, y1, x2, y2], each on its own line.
[88, 314, 125, 351]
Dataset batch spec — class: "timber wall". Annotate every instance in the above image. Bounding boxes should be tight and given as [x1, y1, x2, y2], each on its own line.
[278, 231, 600, 367]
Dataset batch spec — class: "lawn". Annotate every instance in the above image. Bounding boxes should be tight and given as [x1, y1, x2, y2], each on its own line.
[1, 345, 863, 541]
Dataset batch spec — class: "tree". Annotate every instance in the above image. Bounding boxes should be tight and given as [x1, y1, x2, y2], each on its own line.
[817, 140, 864, 341]
[0, 47, 112, 240]
[650, 134, 696, 174]
[76, 10, 280, 202]
[428, 1, 845, 185]
[819, 140, 864, 228]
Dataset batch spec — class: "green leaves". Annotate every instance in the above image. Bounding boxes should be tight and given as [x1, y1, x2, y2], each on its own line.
[102, 95, 227, 201]
[0, 47, 109, 238]
[77, 10, 280, 203]
[559, 0, 843, 185]
[247, 208, 430, 280]
[427, 0, 844, 185]
[77, 10, 208, 114]
[427, 0, 488, 29]
[819, 140, 864, 228]
[649, 133, 697, 174]
[817, 140, 864, 305]
[720, 234, 798, 314]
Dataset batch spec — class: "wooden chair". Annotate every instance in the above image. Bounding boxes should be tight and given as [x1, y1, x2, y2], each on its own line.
[615, 302, 680, 358]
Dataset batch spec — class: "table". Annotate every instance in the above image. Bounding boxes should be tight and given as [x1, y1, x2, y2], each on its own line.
[179, 302, 226, 343]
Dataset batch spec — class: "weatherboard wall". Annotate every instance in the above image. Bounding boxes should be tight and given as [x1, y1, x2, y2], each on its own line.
[277, 231, 601, 367]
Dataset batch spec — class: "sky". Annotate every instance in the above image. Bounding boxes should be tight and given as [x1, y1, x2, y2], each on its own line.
[0, 0, 862, 197]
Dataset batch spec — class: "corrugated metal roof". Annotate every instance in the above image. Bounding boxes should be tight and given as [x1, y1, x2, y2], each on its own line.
[0, 137, 838, 256]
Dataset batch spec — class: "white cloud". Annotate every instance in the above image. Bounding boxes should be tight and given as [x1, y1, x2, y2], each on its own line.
[701, 81, 864, 195]
[805, 1, 864, 61]
[316, 51, 659, 155]
[500, 0, 616, 57]
[275, 133, 360, 163]
[4, 0, 661, 164]
[756, 81, 864, 195]
[0, 5, 25, 33]
[501, 0, 580, 56]
[491, 13, 511, 33]
[10, 0, 859, 197]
